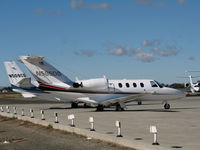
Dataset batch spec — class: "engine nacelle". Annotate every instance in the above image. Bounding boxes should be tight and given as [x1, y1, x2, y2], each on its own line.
[73, 78, 108, 90]
[184, 83, 190, 88]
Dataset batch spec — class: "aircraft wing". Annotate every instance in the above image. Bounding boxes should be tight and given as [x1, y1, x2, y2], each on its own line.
[75, 93, 148, 106]
[99, 93, 148, 106]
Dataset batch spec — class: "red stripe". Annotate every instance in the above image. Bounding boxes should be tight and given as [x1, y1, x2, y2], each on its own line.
[37, 81, 67, 91]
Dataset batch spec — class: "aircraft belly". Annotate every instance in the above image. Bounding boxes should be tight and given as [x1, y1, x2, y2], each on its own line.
[140, 94, 183, 101]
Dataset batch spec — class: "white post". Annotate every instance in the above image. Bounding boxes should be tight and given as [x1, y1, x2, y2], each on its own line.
[150, 125, 159, 145]
[54, 112, 59, 123]
[21, 108, 24, 116]
[68, 114, 75, 127]
[89, 117, 95, 131]
[30, 109, 34, 118]
[41, 110, 45, 120]
[0, 106, 4, 112]
[13, 106, 17, 114]
[6, 106, 10, 113]
[116, 121, 123, 137]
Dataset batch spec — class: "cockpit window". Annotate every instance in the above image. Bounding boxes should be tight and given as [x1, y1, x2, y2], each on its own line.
[154, 80, 163, 88]
[150, 81, 158, 87]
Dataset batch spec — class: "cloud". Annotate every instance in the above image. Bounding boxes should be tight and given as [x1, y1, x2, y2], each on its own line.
[33, 8, 63, 16]
[106, 40, 181, 63]
[134, 0, 166, 7]
[61, 39, 67, 44]
[56, 11, 63, 16]
[74, 50, 96, 57]
[153, 45, 179, 57]
[177, 0, 185, 5]
[33, 8, 52, 15]
[188, 56, 195, 61]
[133, 48, 155, 62]
[109, 44, 131, 56]
[71, 0, 111, 10]
[142, 39, 161, 47]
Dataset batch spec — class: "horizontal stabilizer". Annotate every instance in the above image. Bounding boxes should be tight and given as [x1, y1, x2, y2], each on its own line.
[17, 77, 32, 88]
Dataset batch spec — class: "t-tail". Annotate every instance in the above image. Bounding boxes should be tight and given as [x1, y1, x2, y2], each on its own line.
[4, 61, 36, 97]
[4, 61, 33, 89]
[19, 56, 73, 90]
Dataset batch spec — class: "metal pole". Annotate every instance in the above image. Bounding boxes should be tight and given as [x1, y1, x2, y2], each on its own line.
[152, 133, 159, 145]
[0, 106, 4, 112]
[54, 112, 59, 123]
[30, 109, 34, 118]
[21, 108, 24, 116]
[41, 110, 45, 120]
[13, 107, 17, 114]
[117, 122, 123, 137]
[6, 106, 10, 113]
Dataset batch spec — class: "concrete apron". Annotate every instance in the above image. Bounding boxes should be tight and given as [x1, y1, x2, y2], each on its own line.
[0, 112, 169, 150]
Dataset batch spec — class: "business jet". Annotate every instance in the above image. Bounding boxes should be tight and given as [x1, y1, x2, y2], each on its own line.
[10, 55, 184, 111]
[184, 75, 200, 93]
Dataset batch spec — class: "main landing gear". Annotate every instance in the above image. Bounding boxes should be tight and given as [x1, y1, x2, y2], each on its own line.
[138, 101, 142, 105]
[115, 103, 125, 111]
[164, 102, 170, 109]
[71, 102, 78, 108]
[96, 105, 104, 111]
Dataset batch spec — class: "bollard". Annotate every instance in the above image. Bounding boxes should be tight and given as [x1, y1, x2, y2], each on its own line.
[41, 110, 45, 120]
[89, 117, 95, 131]
[115, 121, 123, 137]
[0, 106, 4, 112]
[6, 106, 10, 113]
[21, 108, 24, 116]
[13, 106, 17, 114]
[30, 109, 34, 118]
[54, 112, 59, 123]
[150, 125, 159, 145]
[68, 114, 75, 127]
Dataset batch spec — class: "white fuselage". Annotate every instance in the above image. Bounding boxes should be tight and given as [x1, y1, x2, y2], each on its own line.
[49, 79, 185, 104]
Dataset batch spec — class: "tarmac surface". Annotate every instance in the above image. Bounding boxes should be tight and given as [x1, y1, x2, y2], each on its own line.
[0, 96, 200, 150]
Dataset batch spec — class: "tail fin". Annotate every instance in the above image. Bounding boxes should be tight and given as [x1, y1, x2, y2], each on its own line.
[19, 56, 73, 88]
[4, 61, 33, 89]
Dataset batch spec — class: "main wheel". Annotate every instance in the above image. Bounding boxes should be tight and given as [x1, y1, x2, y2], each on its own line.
[115, 103, 125, 111]
[96, 105, 104, 111]
[164, 103, 170, 109]
[71, 102, 78, 108]
[138, 101, 142, 105]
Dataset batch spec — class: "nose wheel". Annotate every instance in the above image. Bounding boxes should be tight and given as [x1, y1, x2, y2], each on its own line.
[164, 103, 170, 109]
[138, 101, 142, 105]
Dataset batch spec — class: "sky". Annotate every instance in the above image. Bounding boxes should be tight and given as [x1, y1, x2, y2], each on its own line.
[0, 0, 200, 86]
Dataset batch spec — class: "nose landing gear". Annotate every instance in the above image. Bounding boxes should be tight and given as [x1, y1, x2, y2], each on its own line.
[164, 103, 170, 109]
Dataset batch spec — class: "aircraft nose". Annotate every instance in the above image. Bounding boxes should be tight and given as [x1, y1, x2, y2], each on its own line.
[167, 87, 186, 99]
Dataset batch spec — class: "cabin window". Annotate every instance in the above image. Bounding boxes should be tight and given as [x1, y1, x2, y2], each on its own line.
[140, 83, 144, 88]
[150, 81, 158, 87]
[133, 83, 137, 87]
[118, 83, 122, 88]
[126, 83, 130, 88]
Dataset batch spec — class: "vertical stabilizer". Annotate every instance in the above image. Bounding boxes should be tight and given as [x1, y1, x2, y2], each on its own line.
[19, 56, 73, 88]
[4, 61, 33, 89]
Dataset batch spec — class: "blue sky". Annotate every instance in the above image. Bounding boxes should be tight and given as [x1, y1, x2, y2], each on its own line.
[0, 0, 200, 86]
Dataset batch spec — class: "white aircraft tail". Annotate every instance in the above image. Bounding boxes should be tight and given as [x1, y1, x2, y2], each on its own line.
[19, 56, 73, 88]
[4, 61, 32, 89]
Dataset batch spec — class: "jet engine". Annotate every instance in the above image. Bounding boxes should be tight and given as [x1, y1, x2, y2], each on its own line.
[184, 83, 190, 88]
[73, 77, 108, 90]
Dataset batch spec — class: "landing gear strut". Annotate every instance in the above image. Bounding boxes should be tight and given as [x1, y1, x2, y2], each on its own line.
[96, 105, 104, 111]
[164, 103, 170, 109]
[115, 103, 125, 111]
[71, 102, 78, 108]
